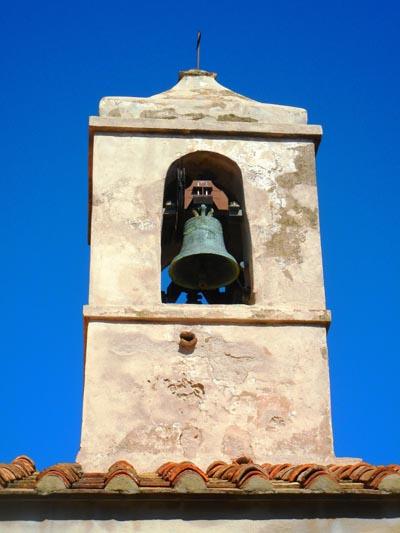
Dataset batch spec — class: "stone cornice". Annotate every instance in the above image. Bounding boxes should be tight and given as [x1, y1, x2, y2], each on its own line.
[89, 116, 322, 146]
[83, 305, 331, 327]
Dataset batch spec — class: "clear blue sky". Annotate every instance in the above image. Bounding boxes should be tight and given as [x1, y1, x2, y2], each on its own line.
[1, 0, 399, 469]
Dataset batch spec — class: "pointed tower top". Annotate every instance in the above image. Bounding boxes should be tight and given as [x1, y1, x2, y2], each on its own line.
[99, 70, 308, 125]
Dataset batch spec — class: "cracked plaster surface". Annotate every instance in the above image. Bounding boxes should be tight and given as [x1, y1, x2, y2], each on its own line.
[78, 321, 334, 471]
[90, 136, 325, 310]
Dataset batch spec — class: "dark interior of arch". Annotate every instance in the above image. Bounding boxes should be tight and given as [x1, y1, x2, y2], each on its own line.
[161, 150, 253, 304]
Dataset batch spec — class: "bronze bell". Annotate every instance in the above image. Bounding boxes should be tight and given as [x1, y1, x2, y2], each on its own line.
[169, 205, 240, 290]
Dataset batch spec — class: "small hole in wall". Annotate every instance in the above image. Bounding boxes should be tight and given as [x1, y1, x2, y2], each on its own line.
[179, 331, 197, 350]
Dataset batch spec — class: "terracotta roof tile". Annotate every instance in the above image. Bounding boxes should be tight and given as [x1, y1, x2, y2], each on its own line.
[207, 458, 272, 490]
[104, 460, 140, 492]
[264, 463, 292, 479]
[157, 461, 208, 485]
[206, 460, 226, 478]
[1, 456, 400, 495]
[302, 470, 341, 492]
[0, 456, 36, 488]
[365, 468, 400, 491]
[36, 463, 82, 493]
[261, 463, 340, 490]
[37, 463, 82, 485]
[73, 473, 106, 490]
[328, 463, 400, 492]
[106, 460, 139, 482]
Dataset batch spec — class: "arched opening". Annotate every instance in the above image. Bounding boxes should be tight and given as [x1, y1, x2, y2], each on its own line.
[161, 151, 253, 304]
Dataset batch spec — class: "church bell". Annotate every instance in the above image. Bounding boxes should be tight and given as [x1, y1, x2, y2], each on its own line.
[169, 204, 240, 290]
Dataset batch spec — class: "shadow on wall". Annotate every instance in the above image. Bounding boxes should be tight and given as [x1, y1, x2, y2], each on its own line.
[1, 499, 399, 522]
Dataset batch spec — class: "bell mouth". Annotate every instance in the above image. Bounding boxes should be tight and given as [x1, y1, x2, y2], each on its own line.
[169, 252, 240, 291]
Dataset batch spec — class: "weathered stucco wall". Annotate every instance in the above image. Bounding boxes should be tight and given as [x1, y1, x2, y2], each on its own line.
[78, 321, 333, 471]
[89, 134, 325, 309]
[81, 128, 335, 467]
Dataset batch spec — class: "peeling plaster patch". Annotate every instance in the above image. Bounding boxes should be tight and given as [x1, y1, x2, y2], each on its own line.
[267, 227, 305, 264]
[203, 335, 269, 386]
[256, 394, 291, 427]
[128, 217, 156, 231]
[108, 108, 122, 117]
[236, 145, 319, 266]
[291, 183, 317, 209]
[238, 146, 297, 191]
[278, 414, 333, 457]
[140, 108, 177, 120]
[265, 149, 318, 265]
[183, 112, 206, 120]
[118, 425, 180, 455]
[222, 426, 254, 458]
[228, 391, 258, 419]
[217, 113, 258, 123]
[179, 426, 203, 457]
[276, 196, 318, 231]
[166, 377, 205, 399]
[246, 162, 280, 192]
[267, 416, 286, 429]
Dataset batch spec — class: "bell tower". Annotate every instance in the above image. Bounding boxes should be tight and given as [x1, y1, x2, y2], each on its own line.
[78, 70, 335, 471]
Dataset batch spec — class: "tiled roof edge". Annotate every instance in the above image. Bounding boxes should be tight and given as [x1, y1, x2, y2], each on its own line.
[1, 456, 400, 495]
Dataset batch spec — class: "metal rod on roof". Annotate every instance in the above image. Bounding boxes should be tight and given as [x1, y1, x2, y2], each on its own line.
[196, 31, 201, 70]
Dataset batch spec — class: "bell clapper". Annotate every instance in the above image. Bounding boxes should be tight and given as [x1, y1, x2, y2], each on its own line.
[198, 269, 208, 291]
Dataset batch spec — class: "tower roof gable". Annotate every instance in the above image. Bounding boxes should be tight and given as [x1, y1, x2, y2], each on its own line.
[99, 69, 308, 125]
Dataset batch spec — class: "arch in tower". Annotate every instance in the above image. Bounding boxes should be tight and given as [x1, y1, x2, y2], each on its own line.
[161, 150, 253, 304]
